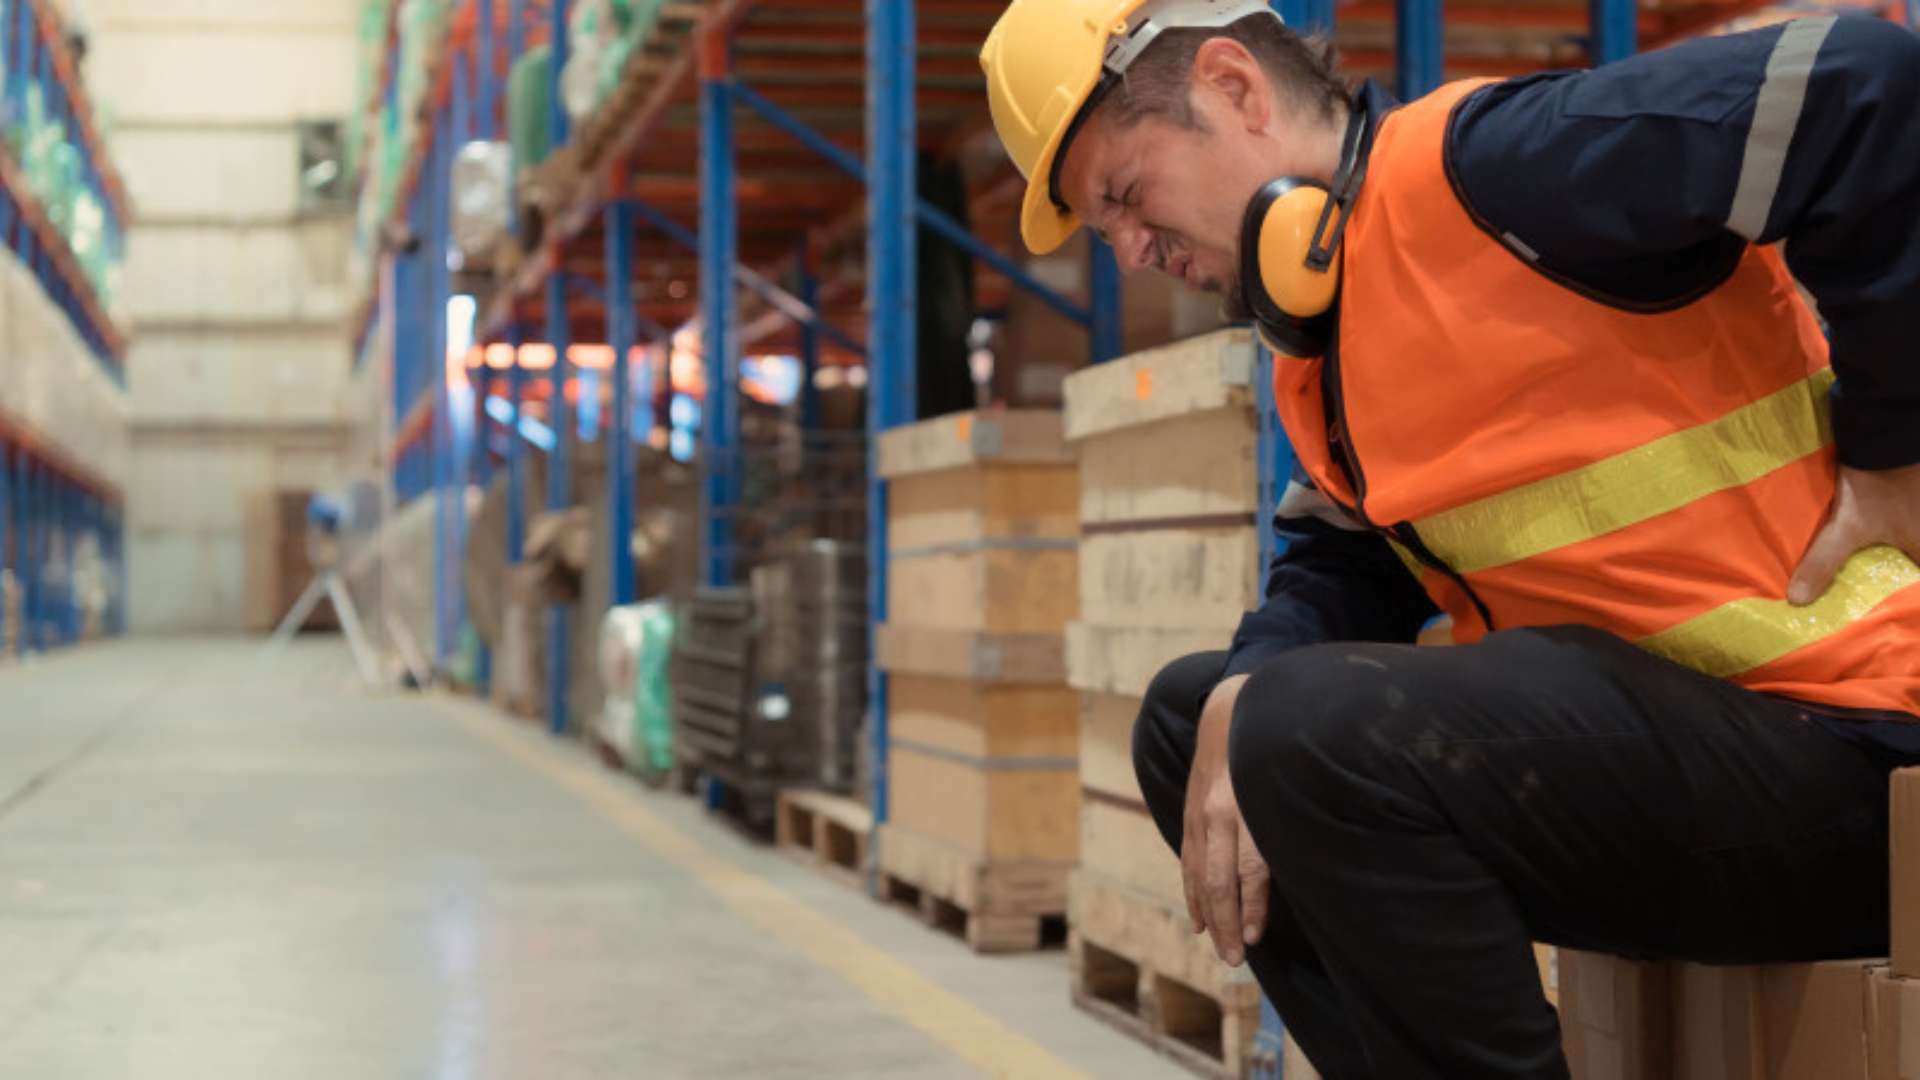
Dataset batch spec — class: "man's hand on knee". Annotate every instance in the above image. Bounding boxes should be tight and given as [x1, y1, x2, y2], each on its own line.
[1180, 674, 1268, 967]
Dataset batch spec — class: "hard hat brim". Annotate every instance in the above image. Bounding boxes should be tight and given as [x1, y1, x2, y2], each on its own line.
[1020, 165, 1081, 256]
[1015, 70, 1104, 256]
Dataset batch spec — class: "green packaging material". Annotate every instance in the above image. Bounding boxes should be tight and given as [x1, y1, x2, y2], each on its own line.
[633, 601, 676, 775]
[508, 45, 554, 169]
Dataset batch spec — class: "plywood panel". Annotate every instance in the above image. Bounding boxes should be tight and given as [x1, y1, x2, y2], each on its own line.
[1082, 692, 1147, 806]
[1081, 796, 1186, 912]
[889, 675, 1079, 761]
[1067, 622, 1230, 699]
[1077, 411, 1259, 527]
[888, 746, 1081, 862]
[1079, 527, 1259, 630]
[878, 409, 1072, 479]
[1061, 329, 1256, 442]
[888, 549, 1078, 633]
[888, 465, 1079, 552]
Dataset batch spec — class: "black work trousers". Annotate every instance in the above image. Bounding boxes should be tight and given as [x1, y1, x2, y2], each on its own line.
[1132, 625, 1898, 1079]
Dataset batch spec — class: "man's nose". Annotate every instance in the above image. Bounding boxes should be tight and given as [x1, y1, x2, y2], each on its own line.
[1109, 223, 1155, 273]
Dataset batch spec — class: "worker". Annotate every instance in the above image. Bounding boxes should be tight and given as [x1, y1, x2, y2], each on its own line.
[982, 2, 1920, 1076]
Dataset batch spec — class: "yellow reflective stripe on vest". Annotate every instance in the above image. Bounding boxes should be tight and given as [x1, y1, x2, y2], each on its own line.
[1415, 370, 1837, 575]
[1636, 546, 1920, 678]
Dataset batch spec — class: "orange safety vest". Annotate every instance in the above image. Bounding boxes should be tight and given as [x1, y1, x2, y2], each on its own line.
[1274, 79, 1920, 716]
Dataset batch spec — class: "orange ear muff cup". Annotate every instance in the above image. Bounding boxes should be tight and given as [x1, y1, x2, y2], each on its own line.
[1256, 184, 1344, 319]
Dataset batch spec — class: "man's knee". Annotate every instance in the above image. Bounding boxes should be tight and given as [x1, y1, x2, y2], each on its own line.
[1225, 644, 1433, 842]
[1132, 650, 1228, 824]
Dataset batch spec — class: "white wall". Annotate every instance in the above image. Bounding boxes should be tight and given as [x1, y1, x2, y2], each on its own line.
[89, 0, 363, 632]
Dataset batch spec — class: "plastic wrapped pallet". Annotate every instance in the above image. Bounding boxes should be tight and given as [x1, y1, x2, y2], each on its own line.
[596, 602, 675, 777]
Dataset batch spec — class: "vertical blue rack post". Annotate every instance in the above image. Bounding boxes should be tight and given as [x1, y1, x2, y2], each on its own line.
[1089, 240, 1123, 364]
[506, 324, 528, 565]
[1395, 0, 1444, 99]
[542, 0, 574, 734]
[864, 0, 916, 831]
[698, 23, 738, 590]
[606, 198, 638, 607]
[545, 271, 572, 735]
[1590, 0, 1638, 64]
[429, 109, 457, 668]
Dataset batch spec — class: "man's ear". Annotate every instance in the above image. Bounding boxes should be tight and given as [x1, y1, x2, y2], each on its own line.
[1191, 37, 1272, 133]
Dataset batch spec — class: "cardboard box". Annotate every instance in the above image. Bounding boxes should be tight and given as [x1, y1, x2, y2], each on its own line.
[1672, 960, 1882, 1080]
[1894, 769, 1920, 979]
[1674, 964, 1766, 1080]
[1559, 950, 1673, 1080]
[1760, 961, 1874, 1080]
[1870, 970, 1920, 1079]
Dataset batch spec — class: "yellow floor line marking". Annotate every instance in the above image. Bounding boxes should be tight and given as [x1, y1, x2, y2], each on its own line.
[438, 699, 1087, 1080]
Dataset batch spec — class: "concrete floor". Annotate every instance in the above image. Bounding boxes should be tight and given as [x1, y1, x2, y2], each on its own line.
[0, 639, 1184, 1079]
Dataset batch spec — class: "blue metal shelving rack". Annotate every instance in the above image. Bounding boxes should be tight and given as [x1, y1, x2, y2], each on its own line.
[0, 0, 130, 656]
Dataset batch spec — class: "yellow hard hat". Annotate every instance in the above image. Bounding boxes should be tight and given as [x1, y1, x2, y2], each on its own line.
[980, 0, 1284, 255]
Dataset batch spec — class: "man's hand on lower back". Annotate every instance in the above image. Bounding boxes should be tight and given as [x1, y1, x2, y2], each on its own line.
[1789, 463, 1920, 605]
[1180, 673, 1269, 967]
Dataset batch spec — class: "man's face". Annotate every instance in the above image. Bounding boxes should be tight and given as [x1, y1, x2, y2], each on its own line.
[1057, 110, 1253, 302]
[1052, 41, 1341, 316]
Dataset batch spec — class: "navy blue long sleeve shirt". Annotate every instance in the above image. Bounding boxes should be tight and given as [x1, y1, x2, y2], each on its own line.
[1223, 16, 1920, 693]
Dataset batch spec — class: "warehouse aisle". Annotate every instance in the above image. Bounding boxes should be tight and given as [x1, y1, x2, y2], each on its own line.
[0, 639, 1181, 1079]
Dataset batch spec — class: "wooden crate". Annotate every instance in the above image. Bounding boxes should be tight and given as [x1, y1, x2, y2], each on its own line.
[1070, 870, 1264, 1079]
[1064, 329, 1259, 532]
[875, 824, 1071, 954]
[1081, 691, 1147, 807]
[880, 409, 1079, 633]
[775, 788, 871, 891]
[874, 410, 1082, 952]
[884, 671, 1080, 863]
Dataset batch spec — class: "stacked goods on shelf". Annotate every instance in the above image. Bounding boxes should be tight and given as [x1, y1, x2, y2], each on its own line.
[0, 71, 123, 317]
[670, 556, 850, 835]
[767, 541, 872, 888]
[1560, 770, 1920, 1079]
[350, 0, 452, 265]
[872, 410, 1080, 953]
[671, 586, 755, 797]
[765, 540, 868, 794]
[1060, 330, 1268, 1077]
[569, 1, 703, 168]
[0, 237, 131, 493]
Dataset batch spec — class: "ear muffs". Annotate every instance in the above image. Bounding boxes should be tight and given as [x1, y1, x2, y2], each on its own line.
[1238, 104, 1375, 359]
[1239, 178, 1343, 358]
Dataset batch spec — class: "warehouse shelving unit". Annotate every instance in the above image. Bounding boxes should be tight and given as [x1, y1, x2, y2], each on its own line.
[341, 0, 1829, 807]
[0, 0, 130, 656]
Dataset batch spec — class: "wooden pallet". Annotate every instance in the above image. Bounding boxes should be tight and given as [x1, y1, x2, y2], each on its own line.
[1068, 870, 1263, 1079]
[874, 824, 1070, 954]
[775, 788, 871, 890]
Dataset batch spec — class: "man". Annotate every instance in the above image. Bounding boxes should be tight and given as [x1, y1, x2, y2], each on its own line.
[981, 2, 1920, 1076]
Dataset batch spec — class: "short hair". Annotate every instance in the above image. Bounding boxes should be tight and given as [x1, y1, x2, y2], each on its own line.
[1099, 14, 1349, 132]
